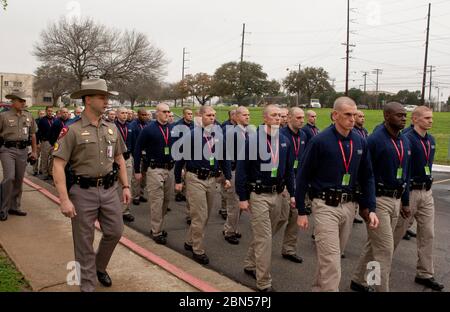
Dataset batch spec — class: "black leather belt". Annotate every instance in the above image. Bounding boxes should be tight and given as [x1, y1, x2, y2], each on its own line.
[248, 183, 284, 194]
[411, 181, 432, 191]
[376, 188, 404, 199]
[187, 167, 221, 180]
[311, 189, 357, 207]
[74, 171, 118, 189]
[4, 141, 29, 149]
[149, 161, 175, 170]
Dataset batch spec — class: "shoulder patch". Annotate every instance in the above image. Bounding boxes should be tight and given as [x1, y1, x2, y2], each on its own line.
[53, 143, 60, 152]
[58, 127, 69, 140]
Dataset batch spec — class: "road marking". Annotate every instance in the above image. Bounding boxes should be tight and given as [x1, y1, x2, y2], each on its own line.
[434, 179, 450, 184]
[23, 177, 220, 292]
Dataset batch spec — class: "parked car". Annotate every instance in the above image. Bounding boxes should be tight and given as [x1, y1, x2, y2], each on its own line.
[404, 104, 418, 112]
[357, 104, 369, 109]
[310, 99, 322, 108]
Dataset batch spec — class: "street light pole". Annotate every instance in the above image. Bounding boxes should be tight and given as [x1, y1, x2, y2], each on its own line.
[0, 75, 3, 102]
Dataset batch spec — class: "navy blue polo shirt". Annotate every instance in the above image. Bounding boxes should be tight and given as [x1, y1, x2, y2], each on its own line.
[174, 125, 232, 183]
[372, 122, 384, 133]
[235, 127, 296, 201]
[115, 120, 132, 153]
[354, 126, 369, 139]
[402, 124, 414, 135]
[367, 125, 411, 206]
[49, 117, 70, 146]
[405, 129, 436, 184]
[295, 125, 376, 215]
[37, 116, 55, 141]
[224, 125, 249, 166]
[302, 123, 320, 143]
[173, 118, 194, 130]
[129, 119, 149, 154]
[134, 121, 173, 173]
[280, 126, 308, 176]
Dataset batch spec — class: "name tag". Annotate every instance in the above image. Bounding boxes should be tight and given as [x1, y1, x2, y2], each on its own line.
[425, 166, 431, 176]
[164, 147, 170, 155]
[342, 173, 351, 186]
[23, 127, 28, 135]
[271, 168, 278, 178]
[107, 145, 113, 158]
[209, 157, 215, 166]
[294, 160, 299, 169]
[396, 168, 403, 180]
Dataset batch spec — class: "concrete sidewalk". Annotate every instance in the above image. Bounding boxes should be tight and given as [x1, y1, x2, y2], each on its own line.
[0, 170, 251, 292]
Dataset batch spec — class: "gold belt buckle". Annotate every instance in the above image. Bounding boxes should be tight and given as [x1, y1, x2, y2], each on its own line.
[96, 178, 102, 187]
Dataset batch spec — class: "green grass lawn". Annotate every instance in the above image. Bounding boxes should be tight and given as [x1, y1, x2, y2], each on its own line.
[0, 248, 30, 292]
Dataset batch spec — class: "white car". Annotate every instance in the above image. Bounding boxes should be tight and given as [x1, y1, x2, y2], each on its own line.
[404, 105, 417, 112]
[310, 99, 322, 108]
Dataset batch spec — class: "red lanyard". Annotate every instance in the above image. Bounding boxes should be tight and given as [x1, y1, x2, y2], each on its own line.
[420, 139, 431, 164]
[204, 133, 214, 153]
[139, 123, 144, 130]
[47, 118, 53, 127]
[312, 127, 318, 136]
[159, 125, 169, 146]
[357, 128, 366, 138]
[390, 138, 404, 166]
[292, 135, 300, 158]
[267, 137, 279, 166]
[118, 124, 128, 141]
[338, 140, 353, 173]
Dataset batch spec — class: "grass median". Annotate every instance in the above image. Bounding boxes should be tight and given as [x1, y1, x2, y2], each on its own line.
[0, 247, 30, 292]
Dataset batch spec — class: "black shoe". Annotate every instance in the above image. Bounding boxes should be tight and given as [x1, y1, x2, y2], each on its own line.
[244, 268, 257, 280]
[132, 198, 140, 205]
[224, 235, 240, 245]
[259, 286, 276, 292]
[403, 233, 411, 240]
[0, 213, 7, 221]
[139, 196, 148, 203]
[97, 271, 112, 287]
[8, 210, 27, 216]
[282, 254, 303, 263]
[353, 218, 363, 224]
[193, 253, 209, 265]
[152, 235, 167, 245]
[186, 218, 191, 225]
[235, 232, 242, 239]
[123, 214, 135, 222]
[350, 280, 375, 292]
[311, 234, 315, 240]
[407, 229, 417, 238]
[151, 230, 168, 237]
[32, 171, 38, 176]
[184, 243, 193, 251]
[219, 209, 227, 220]
[167, 207, 171, 212]
[341, 254, 346, 259]
[175, 193, 186, 202]
[415, 277, 444, 291]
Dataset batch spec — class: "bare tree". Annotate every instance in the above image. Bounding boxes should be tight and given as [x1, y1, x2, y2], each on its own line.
[34, 65, 77, 107]
[112, 75, 160, 109]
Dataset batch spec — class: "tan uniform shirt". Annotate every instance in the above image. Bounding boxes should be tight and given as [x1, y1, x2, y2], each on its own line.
[53, 113, 126, 177]
[0, 108, 37, 141]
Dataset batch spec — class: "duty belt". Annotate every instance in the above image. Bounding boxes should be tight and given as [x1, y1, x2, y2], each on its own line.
[410, 180, 432, 191]
[376, 186, 404, 199]
[149, 161, 175, 170]
[74, 171, 118, 189]
[186, 167, 221, 180]
[4, 141, 29, 149]
[310, 189, 357, 207]
[248, 183, 284, 194]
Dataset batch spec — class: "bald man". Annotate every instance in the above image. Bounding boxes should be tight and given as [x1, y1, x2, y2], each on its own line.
[279, 108, 289, 128]
[296, 97, 378, 291]
[302, 110, 320, 143]
[392, 106, 444, 291]
[351, 102, 411, 292]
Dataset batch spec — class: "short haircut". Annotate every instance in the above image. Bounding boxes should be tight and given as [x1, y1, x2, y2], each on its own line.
[199, 105, 215, 115]
[183, 107, 193, 114]
[333, 96, 356, 111]
[412, 105, 432, 118]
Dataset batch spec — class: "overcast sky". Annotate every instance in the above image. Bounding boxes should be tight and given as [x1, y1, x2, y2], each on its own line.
[1, 0, 450, 100]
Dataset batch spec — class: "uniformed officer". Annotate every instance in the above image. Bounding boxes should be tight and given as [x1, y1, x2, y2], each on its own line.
[275, 107, 307, 263]
[354, 110, 369, 139]
[0, 91, 37, 221]
[115, 107, 134, 222]
[173, 108, 194, 222]
[37, 106, 55, 180]
[222, 106, 250, 245]
[302, 110, 320, 143]
[392, 106, 444, 291]
[134, 103, 174, 245]
[52, 79, 131, 292]
[174, 105, 231, 265]
[351, 102, 411, 292]
[296, 97, 379, 292]
[129, 109, 150, 206]
[236, 104, 296, 292]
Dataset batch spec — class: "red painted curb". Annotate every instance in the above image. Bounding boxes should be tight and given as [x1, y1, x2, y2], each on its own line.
[23, 177, 220, 292]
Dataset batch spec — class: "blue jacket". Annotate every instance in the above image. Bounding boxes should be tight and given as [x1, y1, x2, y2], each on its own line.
[354, 126, 369, 139]
[405, 129, 436, 184]
[133, 121, 173, 173]
[367, 124, 411, 206]
[49, 117, 70, 146]
[280, 126, 308, 176]
[302, 123, 320, 144]
[129, 119, 149, 154]
[115, 120, 132, 154]
[295, 125, 376, 215]
[235, 126, 296, 202]
[37, 116, 55, 141]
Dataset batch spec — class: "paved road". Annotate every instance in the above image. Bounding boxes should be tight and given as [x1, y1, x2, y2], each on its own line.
[124, 172, 450, 292]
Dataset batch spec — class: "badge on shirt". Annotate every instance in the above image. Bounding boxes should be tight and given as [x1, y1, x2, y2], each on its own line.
[425, 166, 431, 176]
[164, 147, 170, 155]
[22, 127, 28, 135]
[271, 168, 278, 178]
[396, 168, 403, 180]
[209, 157, 215, 166]
[342, 173, 351, 186]
[54, 143, 59, 152]
[108, 129, 114, 135]
[107, 145, 113, 158]
[294, 160, 299, 169]
[81, 131, 90, 136]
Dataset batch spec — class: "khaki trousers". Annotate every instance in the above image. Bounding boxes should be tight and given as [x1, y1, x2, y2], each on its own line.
[244, 192, 282, 290]
[352, 196, 401, 292]
[147, 168, 173, 236]
[223, 171, 240, 236]
[311, 199, 356, 292]
[131, 157, 147, 199]
[0, 147, 28, 215]
[185, 172, 216, 255]
[40, 141, 52, 176]
[69, 183, 124, 292]
[393, 189, 435, 279]
[273, 191, 299, 255]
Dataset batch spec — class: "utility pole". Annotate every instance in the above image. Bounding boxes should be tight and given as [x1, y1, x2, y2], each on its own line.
[362, 72, 368, 93]
[240, 23, 246, 64]
[345, 0, 350, 95]
[181, 48, 189, 106]
[0, 75, 3, 102]
[428, 65, 435, 106]
[373, 69, 382, 109]
[421, 3, 431, 106]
